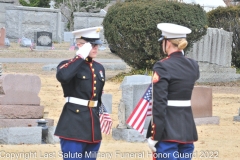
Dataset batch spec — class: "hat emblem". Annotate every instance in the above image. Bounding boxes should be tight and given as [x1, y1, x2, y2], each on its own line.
[96, 28, 101, 33]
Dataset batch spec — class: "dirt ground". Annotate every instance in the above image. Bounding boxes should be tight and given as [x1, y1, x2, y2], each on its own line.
[0, 43, 240, 160]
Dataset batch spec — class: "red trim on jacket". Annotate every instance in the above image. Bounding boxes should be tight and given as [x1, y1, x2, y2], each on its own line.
[88, 62, 94, 100]
[89, 108, 95, 142]
[87, 62, 96, 142]
[168, 50, 182, 56]
[59, 56, 82, 69]
[152, 123, 156, 139]
[160, 56, 169, 62]
[160, 51, 182, 62]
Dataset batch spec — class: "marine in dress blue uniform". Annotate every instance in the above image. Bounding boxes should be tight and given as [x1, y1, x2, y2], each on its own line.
[146, 23, 200, 160]
[55, 27, 105, 160]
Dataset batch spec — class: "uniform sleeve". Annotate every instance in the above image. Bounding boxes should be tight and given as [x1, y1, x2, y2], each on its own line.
[151, 62, 171, 141]
[190, 58, 200, 81]
[56, 55, 85, 84]
[196, 63, 200, 81]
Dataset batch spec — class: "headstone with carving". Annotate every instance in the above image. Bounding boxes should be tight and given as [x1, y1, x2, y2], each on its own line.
[34, 31, 53, 50]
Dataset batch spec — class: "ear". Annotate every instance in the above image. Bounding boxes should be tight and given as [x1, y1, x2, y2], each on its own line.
[166, 40, 171, 48]
[166, 40, 171, 45]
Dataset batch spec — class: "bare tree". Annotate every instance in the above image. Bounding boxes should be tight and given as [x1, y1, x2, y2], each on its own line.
[224, 0, 240, 6]
[55, 0, 110, 31]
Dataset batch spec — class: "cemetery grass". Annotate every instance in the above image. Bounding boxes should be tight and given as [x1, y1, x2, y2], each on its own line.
[1, 43, 240, 160]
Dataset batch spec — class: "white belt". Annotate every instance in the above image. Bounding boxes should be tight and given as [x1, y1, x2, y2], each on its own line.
[167, 100, 191, 107]
[65, 97, 98, 107]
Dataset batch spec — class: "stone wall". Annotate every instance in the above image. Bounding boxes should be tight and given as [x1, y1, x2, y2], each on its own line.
[0, 0, 16, 28]
[5, 6, 62, 42]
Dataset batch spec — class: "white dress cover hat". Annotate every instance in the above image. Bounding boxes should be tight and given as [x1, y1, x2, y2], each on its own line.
[72, 26, 103, 45]
[157, 23, 191, 41]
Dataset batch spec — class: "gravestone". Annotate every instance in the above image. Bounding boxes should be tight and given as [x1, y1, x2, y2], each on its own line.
[112, 76, 219, 142]
[112, 75, 152, 142]
[64, 32, 74, 42]
[34, 31, 53, 50]
[0, 74, 55, 144]
[4, 38, 10, 46]
[49, 0, 55, 9]
[20, 37, 32, 47]
[191, 86, 219, 125]
[233, 108, 240, 122]
[0, 27, 6, 47]
[0, 74, 41, 105]
[186, 28, 238, 82]
[0, 127, 42, 144]
[102, 93, 112, 114]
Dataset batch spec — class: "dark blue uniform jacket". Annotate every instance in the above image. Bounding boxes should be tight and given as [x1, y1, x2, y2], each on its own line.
[55, 55, 105, 143]
[147, 51, 200, 143]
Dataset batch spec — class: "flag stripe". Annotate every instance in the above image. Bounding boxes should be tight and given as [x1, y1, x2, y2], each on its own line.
[127, 99, 147, 125]
[135, 111, 148, 130]
[126, 84, 152, 134]
[147, 102, 152, 116]
[132, 102, 148, 129]
[99, 104, 113, 135]
[126, 98, 145, 124]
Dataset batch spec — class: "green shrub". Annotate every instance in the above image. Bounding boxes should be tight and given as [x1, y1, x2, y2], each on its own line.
[109, 68, 153, 83]
[208, 6, 240, 68]
[103, 0, 208, 70]
[19, 0, 50, 7]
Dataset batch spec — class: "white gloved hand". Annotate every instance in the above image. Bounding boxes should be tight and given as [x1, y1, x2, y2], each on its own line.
[147, 137, 158, 152]
[76, 42, 92, 59]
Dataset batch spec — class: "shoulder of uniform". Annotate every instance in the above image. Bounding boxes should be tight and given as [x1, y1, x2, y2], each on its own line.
[93, 61, 105, 68]
[160, 56, 170, 62]
[93, 60, 102, 65]
[186, 57, 198, 63]
[58, 59, 70, 66]
[58, 55, 83, 69]
[186, 57, 195, 61]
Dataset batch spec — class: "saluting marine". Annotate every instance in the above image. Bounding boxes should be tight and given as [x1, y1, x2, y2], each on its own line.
[147, 23, 200, 160]
[55, 27, 105, 160]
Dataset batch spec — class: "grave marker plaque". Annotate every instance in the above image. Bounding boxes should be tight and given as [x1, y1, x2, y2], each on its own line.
[34, 31, 52, 50]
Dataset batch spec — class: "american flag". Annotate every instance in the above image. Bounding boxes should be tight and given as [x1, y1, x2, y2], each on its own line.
[99, 103, 113, 135]
[69, 46, 75, 51]
[126, 84, 152, 134]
